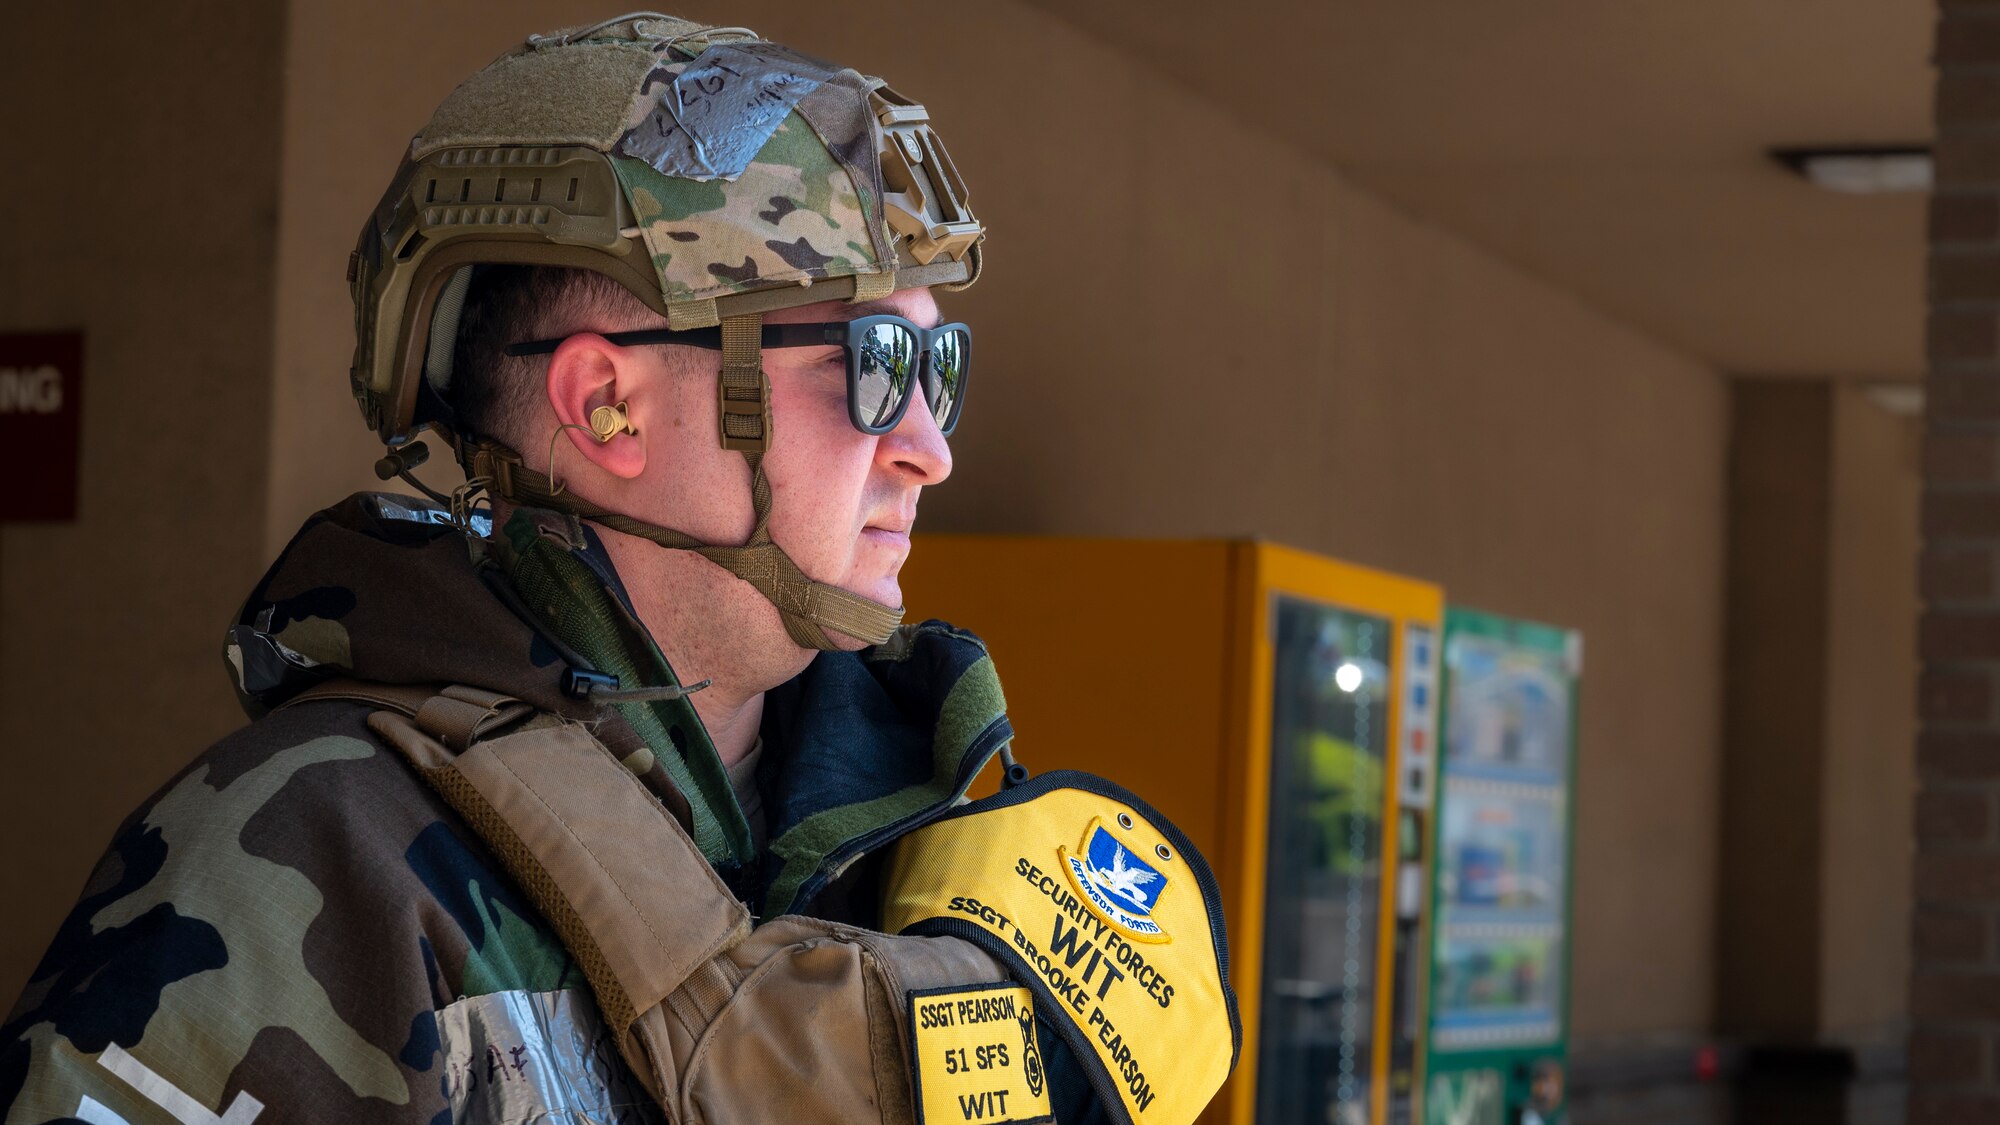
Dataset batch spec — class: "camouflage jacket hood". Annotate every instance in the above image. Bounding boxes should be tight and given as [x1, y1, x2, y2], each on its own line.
[2, 492, 1020, 1124]
[224, 492, 1016, 910]
[225, 493, 596, 722]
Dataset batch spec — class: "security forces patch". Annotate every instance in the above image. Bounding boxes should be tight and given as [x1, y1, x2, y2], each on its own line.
[882, 772, 1242, 1125]
[1061, 819, 1170, 944]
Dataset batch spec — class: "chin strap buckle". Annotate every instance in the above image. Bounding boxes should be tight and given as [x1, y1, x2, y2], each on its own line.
[717, 370, 772, 453]
[717, 313, 770, 453]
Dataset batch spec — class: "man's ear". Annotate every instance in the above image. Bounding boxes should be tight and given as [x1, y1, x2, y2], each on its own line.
[544, 333, 648, 481]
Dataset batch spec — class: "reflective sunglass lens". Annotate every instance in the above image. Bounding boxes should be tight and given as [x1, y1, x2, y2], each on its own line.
[855, 322, 915, 431]
[927, 329, 969, 430]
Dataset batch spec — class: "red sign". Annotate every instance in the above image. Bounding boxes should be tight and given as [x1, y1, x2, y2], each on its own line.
[0, 332, 83, 521]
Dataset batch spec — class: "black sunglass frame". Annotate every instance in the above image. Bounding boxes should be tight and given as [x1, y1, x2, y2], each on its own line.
[503, 314, 971, 437]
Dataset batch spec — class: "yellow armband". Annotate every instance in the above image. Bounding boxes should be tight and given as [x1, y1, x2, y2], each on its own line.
[883, 771, 1241, 1125]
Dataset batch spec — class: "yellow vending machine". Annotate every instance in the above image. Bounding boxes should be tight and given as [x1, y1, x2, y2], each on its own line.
[900, 538, 1445, 1125]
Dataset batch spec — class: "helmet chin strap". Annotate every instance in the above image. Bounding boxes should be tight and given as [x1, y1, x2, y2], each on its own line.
[459, 310, 906, 650]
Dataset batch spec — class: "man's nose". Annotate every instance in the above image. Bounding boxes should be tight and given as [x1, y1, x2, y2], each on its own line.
[879, 383, 953, 484]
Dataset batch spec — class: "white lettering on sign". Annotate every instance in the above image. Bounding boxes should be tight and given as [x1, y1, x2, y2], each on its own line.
[1428, 1069, 1503, 1125]
[0, 365, 63, 414]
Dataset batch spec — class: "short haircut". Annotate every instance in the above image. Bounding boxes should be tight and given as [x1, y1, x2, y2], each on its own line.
[448, 266, 659, 448]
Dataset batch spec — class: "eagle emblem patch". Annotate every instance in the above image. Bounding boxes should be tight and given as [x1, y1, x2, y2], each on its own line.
[1061, 818, 1171, 943]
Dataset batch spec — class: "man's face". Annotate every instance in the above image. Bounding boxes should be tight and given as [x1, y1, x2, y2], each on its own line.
[608, 285, 952, 623]
[762, 287, 953, 611]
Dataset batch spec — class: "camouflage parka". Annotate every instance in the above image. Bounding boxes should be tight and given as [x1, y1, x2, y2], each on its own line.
[1, 493, 1100, 1124]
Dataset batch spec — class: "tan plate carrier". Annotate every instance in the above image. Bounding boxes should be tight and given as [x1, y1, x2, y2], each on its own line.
[283, 680, 1012, 1125]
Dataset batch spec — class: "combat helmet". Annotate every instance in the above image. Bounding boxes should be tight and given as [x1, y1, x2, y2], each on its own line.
[348, 12, 982, 650]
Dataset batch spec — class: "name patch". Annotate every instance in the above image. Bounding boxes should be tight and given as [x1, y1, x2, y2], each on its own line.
[907, 983, 1052, 1125]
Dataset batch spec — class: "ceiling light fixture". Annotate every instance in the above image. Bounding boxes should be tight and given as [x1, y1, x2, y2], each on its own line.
[1769, 145, 1933, 194]
[1863, 382, 1924, 418]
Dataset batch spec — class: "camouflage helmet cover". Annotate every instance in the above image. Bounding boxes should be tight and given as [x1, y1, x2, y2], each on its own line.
[348, 12, 984, 444]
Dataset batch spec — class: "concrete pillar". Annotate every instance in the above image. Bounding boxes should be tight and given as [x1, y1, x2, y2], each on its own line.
[1724, 381, 1916, 1124]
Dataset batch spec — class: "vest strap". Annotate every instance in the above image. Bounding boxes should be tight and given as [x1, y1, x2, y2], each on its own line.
[278, 679, 1019, 1123]
[281, 679, 749, 1100]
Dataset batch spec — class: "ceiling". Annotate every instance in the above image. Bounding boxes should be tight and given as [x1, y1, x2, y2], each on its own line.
[1018, 0, 1934, 380]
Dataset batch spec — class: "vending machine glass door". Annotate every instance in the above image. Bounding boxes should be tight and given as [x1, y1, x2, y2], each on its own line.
[1259, 594, 1394, 1125]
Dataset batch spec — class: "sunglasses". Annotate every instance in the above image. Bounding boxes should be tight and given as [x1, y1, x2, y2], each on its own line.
[504, 314, 971, 437]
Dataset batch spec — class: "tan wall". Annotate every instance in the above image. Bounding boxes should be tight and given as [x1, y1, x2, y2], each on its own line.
[1325, 188, 1729, 1046]
[260, 0, 1730, 1048]
[0, 4, 286, 992]
[1821, 389, 1917, 1043]
[0, 3, 286, 996]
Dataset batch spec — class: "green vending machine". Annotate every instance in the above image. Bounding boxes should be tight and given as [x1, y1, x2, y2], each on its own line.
[1423, 610, 1580, 1125]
